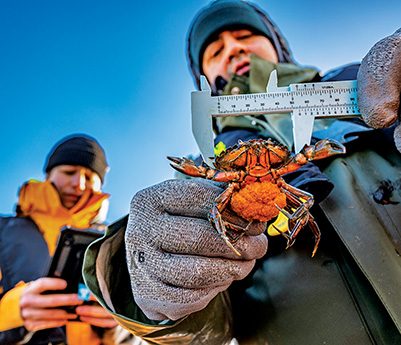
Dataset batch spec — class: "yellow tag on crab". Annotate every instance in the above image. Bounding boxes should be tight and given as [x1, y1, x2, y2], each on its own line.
[267, 211, 290, 236]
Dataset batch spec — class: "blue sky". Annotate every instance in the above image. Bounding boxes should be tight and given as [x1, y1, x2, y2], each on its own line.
[1, 0, 401, 222]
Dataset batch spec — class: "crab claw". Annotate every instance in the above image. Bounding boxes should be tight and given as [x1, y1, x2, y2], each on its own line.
[167, 156, 208, 178]
[302, 139, 346, 161]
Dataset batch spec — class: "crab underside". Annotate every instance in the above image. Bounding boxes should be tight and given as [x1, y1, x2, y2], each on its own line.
[168, 138, 345, 257]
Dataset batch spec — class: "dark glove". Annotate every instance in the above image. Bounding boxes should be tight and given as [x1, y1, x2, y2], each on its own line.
[125, 179, 268, 321]
[357, 28, 401, 152]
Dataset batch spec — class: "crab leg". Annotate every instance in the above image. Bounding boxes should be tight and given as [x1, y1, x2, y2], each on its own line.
[214, 182, 254, 235]
[167, 156, 215, 178]
[167, 156, 243, 182]
[212, 211, 242, 257]
[306, 214, 321, 257]
[275, 181, 321, 257]
[215, 183, 238, 211]
[280, 189, 310, 220]
[288, 214, 310, 249]
[280, 182, 314, 209]
[275, 139, 346, 176]
[209, 183, 244, 256]
[302, 139, 346, 161]
[285, 195, 321, 257]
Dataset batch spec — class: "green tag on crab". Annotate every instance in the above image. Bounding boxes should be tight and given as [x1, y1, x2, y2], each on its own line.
[214, 141, 226, 157]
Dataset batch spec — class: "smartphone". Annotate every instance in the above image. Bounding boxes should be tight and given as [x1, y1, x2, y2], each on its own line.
[46, 226, 103, 308]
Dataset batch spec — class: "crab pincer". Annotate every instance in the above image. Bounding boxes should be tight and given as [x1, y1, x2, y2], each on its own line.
[167, 156, 208, 178]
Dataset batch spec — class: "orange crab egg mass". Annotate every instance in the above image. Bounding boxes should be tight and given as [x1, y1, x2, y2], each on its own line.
[230, 181, 287, 222]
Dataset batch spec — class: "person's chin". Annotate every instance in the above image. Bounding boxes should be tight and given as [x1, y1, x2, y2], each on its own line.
[62, 202, 75, 209]
[62, 195, 80, 208]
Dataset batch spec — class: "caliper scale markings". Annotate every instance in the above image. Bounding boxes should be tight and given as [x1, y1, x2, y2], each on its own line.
[215, 87, 358, 117]
[192, 70, 360, 167]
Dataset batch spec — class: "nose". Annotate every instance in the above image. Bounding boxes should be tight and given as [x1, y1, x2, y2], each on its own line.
[71, 172, 87, 191]
[223, 33, 248, 62]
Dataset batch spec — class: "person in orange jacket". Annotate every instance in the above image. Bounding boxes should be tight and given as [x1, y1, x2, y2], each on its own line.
[0, 134, 123, 345]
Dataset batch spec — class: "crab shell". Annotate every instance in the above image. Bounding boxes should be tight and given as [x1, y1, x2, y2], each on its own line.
[214, 139, 291, 173]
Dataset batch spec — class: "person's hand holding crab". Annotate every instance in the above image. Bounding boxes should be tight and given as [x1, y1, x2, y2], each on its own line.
[125, 179, 268, 321]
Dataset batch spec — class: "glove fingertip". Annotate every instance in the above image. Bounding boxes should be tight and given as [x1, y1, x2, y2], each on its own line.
[239, 234, 268, 260]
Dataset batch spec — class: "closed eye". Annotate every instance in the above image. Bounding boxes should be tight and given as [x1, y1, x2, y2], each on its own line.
[236, 33, 253, 40]
[233, 29, 254, 41]
[63, 170, 76, 176]
[212, 46, 223, 57]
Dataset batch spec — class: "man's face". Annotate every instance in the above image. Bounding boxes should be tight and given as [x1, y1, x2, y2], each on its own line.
[47, 165, 102, 209]
[202, 29, 278, 87]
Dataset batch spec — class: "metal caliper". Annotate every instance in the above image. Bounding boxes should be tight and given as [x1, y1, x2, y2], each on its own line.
[192, 70, 360, 167]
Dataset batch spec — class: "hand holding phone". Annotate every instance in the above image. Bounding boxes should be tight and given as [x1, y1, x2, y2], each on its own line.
[75, 294, 118, 328]
[19, 277, 82, 332]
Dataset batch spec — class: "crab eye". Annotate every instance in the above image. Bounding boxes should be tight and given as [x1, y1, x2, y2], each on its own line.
[269, 160, 282, 169]
[216, 145, 248, 169]
[266, 147, 287, 168]
[223, 152, 247, 169]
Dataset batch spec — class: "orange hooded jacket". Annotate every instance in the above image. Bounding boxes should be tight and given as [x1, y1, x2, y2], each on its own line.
[0, 180, 109, 345]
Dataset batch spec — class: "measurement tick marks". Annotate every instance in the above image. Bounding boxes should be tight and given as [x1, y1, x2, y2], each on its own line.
[193, 70, 360, 167]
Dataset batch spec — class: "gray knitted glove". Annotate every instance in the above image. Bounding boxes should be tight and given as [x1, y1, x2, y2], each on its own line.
[358, 28, 401, 152]
[125, 179, 268, 321]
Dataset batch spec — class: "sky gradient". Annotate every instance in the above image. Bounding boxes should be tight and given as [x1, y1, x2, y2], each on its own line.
[1, 0, 401, 222]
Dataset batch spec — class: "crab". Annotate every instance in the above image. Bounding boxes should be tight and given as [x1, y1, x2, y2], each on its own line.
[168, 138, 345, 257]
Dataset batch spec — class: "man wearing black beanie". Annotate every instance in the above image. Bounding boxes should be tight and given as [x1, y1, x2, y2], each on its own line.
[186, 0, 295, 93]
[0, 134, 127, 344]
[43, 135, 108, 209]
[45, 135, 109, 183]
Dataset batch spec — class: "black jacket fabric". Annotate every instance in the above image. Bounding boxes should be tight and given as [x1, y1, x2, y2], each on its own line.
[0, 217, 50, 292]
[0, 217, 66, 345]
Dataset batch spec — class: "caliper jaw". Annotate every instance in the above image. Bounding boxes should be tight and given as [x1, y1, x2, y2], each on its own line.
[266, 70, 315, 153]
[191, 76, 216, 167]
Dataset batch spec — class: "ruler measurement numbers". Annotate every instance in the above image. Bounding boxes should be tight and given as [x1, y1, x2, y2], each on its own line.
[215, 86, 359, 118]
[192, 71, 360, 167]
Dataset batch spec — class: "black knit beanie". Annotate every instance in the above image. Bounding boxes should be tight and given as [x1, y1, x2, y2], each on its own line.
[187, 0, 295, 89]
[44, 134, 108, 182]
